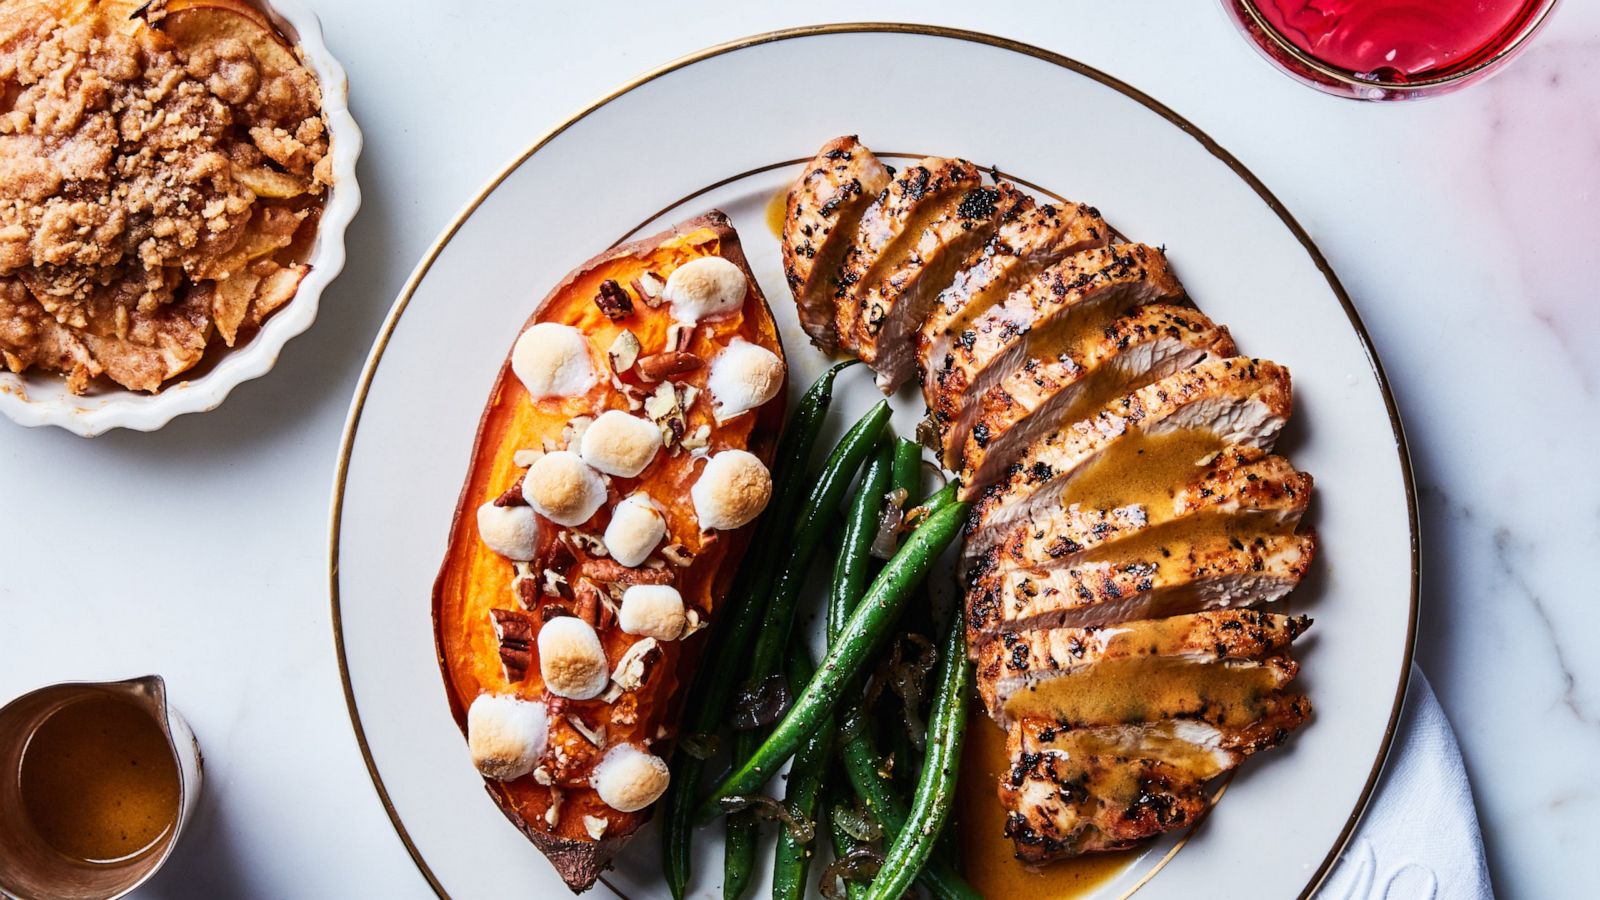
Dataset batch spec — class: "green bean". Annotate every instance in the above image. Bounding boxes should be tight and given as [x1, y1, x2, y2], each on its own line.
[892, 438, 923, 504]
[838, 701, 978, 900]
[822, 781, 870, 900]
[831, 441, 894, 640]
[771, 651, 833, 900]
[816, 454, 890, 900]
[664, 360, 855, 900]
[829, 452, 976, 900]
[698, 500, 969, 819]
[865, 609, 973, 900]
[745, 399, 891, 680]
[720, 396, 887, 897]
[723, 789, 757, 900]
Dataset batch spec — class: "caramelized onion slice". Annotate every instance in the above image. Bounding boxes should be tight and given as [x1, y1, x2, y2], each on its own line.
[820, 846, 886, 899]
[830, 802, 883, 842]
[730, 673, 793, 730]
[718, 794, 816, 844]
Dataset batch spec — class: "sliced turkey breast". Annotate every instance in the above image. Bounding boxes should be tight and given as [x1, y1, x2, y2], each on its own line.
[854, 181, 1028, 391]
[999, 694, 1310, 861]
[973, 530, 1315, 637]
[781, 136, 892, 352]
[961, 305, 1235, 494]
[965, 357, 1293, 560]
[1013, 691, 1312, 769]
[973, 610, 1309, 723]
[1002, 752, 1209, 862]
[833, 158, 984, 353]
[916, 200, 1110, 396]
[927, 244, 1183, 468]
[980, 449, 1312, 575]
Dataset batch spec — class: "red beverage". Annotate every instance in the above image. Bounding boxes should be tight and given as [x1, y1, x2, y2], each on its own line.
[1225, 0, 1561, 99]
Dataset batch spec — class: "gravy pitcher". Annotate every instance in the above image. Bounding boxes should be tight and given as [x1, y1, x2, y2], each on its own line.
[0, 675, 202, 900]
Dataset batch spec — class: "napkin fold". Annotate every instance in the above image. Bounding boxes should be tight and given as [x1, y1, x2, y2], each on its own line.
[1321, 665, 1492, 900]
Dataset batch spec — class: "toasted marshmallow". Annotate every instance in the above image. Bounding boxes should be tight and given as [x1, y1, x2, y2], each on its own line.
[512, 323, 595, 400]
[590, 743, 671, 812]
[691, 450, 771, 530]
[664, 256, 747, 323]
[618, 584, 686, 641]
[579, 410, 662, 478]
[605, 493, 666, 567]
[476, 502, 539, 560]
[521, 451, 606, 526]
[537, 616, 609, 700]
[467, 693, 548, 781]
[708, 339, 784, 422]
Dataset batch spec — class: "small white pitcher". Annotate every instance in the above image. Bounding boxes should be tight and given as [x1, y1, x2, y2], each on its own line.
[0, 675, 202, 900]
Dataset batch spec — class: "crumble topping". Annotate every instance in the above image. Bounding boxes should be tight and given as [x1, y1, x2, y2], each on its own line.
[0, 0, 330, 392]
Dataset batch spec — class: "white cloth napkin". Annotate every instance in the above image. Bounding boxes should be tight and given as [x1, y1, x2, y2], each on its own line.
[1319, 665, 1492, 899]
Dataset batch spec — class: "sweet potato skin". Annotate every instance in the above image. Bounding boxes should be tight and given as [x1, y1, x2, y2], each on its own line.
[432, 212, 786, 892]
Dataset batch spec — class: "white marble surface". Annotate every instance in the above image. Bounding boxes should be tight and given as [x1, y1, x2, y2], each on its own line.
[2, 2, 1594, 897]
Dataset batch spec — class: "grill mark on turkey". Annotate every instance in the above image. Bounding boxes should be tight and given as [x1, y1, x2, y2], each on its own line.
[816, 178, 862, 218]
[901, 166, 932, 200]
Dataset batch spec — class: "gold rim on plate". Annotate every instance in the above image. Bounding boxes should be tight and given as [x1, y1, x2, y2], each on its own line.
[328, 22, 1421, 899]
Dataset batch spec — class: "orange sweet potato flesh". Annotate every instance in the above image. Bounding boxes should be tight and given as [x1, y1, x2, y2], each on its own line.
[432, 212, 786, 892]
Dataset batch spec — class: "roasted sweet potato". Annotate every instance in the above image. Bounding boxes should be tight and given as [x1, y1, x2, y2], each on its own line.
[432, 212, 786, 892]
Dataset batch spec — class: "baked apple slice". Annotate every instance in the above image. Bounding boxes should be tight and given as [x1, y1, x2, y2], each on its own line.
[433, 212, 787, 892]
[151, 0, 300, 78]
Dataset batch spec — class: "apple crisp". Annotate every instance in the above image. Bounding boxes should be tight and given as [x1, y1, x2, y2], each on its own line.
[0, 0, 331, 393]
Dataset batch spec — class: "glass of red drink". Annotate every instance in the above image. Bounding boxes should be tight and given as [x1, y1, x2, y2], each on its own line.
[1222, 0, 1563, 100]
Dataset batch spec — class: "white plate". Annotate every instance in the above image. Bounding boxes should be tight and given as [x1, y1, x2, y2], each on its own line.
[331, 25, 1416, 900]
[0, 0, 362, 437]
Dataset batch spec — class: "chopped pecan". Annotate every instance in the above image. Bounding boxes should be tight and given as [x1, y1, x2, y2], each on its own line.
[645, 382, 687, 449]
[611, 637, 662, 691]
[546, 540, 577, 572]
[572, 577, 615, 630]
[540, 567, 569, 598]
[545, 787, 563, 829]
[594, 279, 634, 319]
[666, 322, 696, 353]
[560, 415, 594, 449]
[566, 713, 606, 747]
[619, 382, 648, 411]
[489, 608, 537, 682]
[681, 424, 711, 452]
[563, 530, 609, 558]
[515, 577, 541, 609]
[637, 351, 704, 381]
[633, 271, 665, 307]
[579, 557, 675, 584]
[681, 607, 709, 638]
[538, 603, 575, 622]
[608, 330, 642, 374]
[660, 544, 695, 567]
[493, 475, 527, 507]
